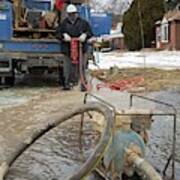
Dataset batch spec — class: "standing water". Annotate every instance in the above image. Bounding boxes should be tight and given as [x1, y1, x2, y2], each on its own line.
[4, 88, 180, 179]
[6, 116, 101, 180]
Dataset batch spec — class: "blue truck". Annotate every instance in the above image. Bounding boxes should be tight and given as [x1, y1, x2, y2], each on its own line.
[0, 0, 112, 86]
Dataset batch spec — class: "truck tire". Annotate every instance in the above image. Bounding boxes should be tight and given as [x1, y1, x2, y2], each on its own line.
[5, 76, 15, 87]
[28, 67, 46, 74]
[58, 66, 65, 86]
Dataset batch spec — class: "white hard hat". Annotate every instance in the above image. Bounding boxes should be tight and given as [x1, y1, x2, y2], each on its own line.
[66, 4, 78, 13]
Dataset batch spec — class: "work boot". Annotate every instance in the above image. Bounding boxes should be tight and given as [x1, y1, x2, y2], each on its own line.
[80, 83, 87, 92]
[63, 83, 71, 90]
[59, 76, 65, 87]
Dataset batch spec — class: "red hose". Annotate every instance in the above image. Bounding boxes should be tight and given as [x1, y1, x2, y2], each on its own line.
[96, 76, 144, 91]
[72, 39, 143, 92]
[71, 38, 79, 64]
[78, 41, 144, 92]
[70, 38, 92, 91]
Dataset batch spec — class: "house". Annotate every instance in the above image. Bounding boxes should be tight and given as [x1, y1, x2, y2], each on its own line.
[155, 10, 180, 50]
[110, 22, 125, 50]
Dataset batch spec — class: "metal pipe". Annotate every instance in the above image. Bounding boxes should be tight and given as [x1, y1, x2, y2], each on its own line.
[172, 115, 176, 180]
[84, 92, 116, 113]
[129, 93, 177, 179]
[129, 94, 177, 114]
[0, 163, 8, 180]
[125, 148, 162, 180]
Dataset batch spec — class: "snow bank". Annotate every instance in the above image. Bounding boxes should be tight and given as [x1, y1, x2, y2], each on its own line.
[90, 51, 180, 70]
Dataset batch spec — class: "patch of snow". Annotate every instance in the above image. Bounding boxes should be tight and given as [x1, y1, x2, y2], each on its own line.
[90, 51, 180, 70]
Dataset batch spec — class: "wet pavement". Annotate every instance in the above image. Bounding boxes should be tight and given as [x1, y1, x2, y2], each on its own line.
[0, 75, 86, 179]
[6, 117, 100, 180]
[0, 75, 180, 179]
[90, 88, 180, 178]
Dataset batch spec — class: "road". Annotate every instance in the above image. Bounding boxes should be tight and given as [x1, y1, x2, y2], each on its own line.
[0, 74, 179, 179]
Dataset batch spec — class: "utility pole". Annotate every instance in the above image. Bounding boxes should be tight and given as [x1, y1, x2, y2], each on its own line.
[137, 0, 144, 49]
[137, 0, 146, 92]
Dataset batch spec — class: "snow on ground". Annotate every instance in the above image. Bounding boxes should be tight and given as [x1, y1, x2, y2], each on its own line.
[90, 50, 180, 70]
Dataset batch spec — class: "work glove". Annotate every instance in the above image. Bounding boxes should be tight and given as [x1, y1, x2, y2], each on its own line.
[88, 37, 96, 44]
[63, 33, 71, 42]
[79, 33, 87, 42]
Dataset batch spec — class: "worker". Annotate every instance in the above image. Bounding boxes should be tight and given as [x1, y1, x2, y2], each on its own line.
[55, 0, 65, 25]
[56, 4, 93, 90]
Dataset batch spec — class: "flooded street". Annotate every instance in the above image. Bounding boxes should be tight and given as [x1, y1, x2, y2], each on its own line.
[0, 75, 180, 179]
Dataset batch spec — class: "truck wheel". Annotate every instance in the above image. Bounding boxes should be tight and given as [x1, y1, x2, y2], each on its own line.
[5, 76, 15, 87]
[58, 66, 65, 86]
[28, 67, 46, 74]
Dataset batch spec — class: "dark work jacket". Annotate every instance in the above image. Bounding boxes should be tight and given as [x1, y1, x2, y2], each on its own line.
[56, 17, 93, 55]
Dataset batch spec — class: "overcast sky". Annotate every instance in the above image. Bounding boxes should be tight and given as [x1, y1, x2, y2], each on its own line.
[90, 0, 133, 14]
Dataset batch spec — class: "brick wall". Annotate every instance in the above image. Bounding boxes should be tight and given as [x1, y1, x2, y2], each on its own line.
[170, 21, 176, 50]
[158, 21, 180, 50]
[176, 21, 180, 50]
[112, 38, 125, 50]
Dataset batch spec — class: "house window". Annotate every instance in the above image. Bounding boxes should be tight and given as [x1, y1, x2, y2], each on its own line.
[176, 4, 180, 10]
[161, 23, 169, 42]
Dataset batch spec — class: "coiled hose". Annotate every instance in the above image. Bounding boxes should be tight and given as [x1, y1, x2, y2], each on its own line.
[0, 103, 114, 180]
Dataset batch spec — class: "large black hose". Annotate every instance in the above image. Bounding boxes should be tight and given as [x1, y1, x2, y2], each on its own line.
[79, 43, 92, 92]
[0, 103, 114, 180]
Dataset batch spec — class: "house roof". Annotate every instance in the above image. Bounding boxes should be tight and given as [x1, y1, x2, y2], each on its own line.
[155, 20, 161, 25]
[164, 10, 180, 21]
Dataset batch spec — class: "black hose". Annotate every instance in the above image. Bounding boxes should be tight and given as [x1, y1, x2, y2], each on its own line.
[0, 103, 114, 180]
[79, 43, 92, 91]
